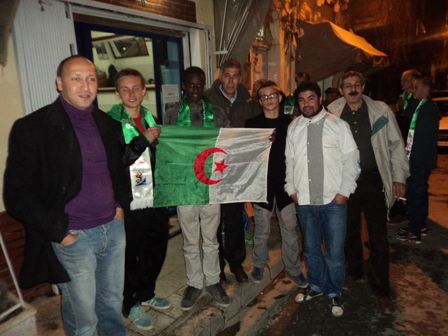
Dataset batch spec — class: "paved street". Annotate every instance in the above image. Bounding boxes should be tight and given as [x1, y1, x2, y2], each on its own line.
[256, 154, 448, 336]
[31, 155, 448, 336]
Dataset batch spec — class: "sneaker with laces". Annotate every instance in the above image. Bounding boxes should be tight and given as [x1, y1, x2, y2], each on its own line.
[290, 273, 308, 289]
[396, 230, 422, 244]
[295, 286, 323, 303]
[405, 234, 422, 244]
[128, 304, 153, 330]
[180, 286, 202, 311]
[329, 296, 344, 317]
[206, 283, 230, 308]
[141, 297, 171, 310]
[251, 267, 264, 283]
[397, 226, 428, 237]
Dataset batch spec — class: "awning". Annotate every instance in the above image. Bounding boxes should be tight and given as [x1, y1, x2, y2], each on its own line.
[297, 20, 389, 81]
[213, 0, 272, 67]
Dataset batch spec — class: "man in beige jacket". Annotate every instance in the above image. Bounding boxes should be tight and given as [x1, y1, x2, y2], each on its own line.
[327, 71, 409, 303]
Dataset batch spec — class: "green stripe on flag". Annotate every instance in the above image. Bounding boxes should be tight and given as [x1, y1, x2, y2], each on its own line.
[153, 126, 220, 207]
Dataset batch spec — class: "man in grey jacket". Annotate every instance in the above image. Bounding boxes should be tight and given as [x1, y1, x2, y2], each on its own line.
[327, 71, 409, 303]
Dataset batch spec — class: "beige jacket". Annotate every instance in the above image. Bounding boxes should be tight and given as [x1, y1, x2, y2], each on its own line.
[327, 95, 410, 209]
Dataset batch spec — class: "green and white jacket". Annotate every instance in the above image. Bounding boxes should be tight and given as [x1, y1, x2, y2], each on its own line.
[327, 95, 410, 209]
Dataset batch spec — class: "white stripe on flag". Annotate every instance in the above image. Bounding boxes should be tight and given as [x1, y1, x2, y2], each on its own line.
[209, 128, 273, 204]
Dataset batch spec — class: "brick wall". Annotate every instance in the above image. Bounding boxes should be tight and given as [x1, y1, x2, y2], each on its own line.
[0, 212, 52, 302]
[95, 0, 197, 23]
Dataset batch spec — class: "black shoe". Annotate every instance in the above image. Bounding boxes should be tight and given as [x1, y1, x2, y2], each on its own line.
[180, 286, 202, 311]
[294, 286, 323, 303]
[343, 275, 366, 289]
[230, 265, 248, 283]
[206, 283, 230, 308]
[251, 267, 264, 283]
[329, 296, 344, 317]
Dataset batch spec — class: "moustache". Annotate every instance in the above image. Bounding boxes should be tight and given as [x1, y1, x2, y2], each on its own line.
[349, 91, 359, 96]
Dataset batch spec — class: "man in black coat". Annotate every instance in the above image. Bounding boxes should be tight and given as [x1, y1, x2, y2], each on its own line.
[245, 80, 305, 287]
[396, 76, 440, 244]
[3, 56, 151, 335]
[205, 59, 257, 283]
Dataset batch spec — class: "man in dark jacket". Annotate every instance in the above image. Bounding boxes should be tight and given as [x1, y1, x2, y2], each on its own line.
[3, 56, 150, 336]
[245, 80, 305, 287]
[396, 76, 440, 243]
[204, 59, 257, 283]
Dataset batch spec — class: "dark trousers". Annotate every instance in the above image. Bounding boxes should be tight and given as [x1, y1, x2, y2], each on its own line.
[407, 167, 431, 239]
[123, 208, 169, 315]
[217, 203, 246, 271]
[346, 172, 390, 296]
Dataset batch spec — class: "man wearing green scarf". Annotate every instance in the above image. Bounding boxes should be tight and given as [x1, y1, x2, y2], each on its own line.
[108, 69, 170, 331]
[396, 77, 440, 244]
[164, 66, 230, 311]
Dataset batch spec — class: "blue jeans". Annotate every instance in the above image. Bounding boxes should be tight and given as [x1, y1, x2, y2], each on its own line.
[52, 218, 126, 336]
[297, 202, 347, 298]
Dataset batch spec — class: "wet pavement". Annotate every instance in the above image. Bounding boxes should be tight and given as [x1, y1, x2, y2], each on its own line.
[30, 154, 448, 335]
[257, 154, 448, 336]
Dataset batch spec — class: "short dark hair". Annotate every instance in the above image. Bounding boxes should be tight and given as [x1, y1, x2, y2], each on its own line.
[220, 58, 241, 73]
[339, 70, 366, 88]
[56, 55, 91, 77]
[295, 81, 322, 100]
[296, 72, 311, 82]
[182, 66, 205, 84]
[325, 87, 339, 95]
[114, 68, 146, 90]
[256, 80, 281, 98]
[416, 76, 433, 90]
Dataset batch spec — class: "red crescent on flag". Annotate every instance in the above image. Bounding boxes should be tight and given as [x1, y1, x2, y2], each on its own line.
[194, 147, 227, 185]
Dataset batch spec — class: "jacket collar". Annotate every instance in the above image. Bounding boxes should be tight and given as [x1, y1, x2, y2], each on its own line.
[299, 107, 327, 124]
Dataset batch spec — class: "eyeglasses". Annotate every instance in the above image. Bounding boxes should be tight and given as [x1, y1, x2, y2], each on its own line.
[342, 83, 363, 90]
[259, 93, 279, 102]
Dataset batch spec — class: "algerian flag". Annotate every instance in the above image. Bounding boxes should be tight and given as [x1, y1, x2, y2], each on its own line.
[153, 126, 273, 207]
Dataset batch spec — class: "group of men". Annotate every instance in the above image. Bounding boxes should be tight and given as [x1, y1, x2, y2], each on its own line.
[3, 53, 439, 334]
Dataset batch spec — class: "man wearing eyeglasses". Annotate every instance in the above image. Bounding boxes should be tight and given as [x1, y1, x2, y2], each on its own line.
[205, 59, 257, 284]
[245, 80, 305, 287]
[327, 71, 409, 306]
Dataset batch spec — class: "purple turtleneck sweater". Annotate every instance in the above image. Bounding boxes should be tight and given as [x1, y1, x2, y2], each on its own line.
[61, 96, 116, 230]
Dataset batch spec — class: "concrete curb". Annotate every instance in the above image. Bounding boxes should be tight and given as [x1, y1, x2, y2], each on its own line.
[161, 255, 286, 336]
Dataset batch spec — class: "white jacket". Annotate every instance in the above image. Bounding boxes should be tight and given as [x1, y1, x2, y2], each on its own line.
[327, 95, 410, 209]
[285, 109, 360, 205]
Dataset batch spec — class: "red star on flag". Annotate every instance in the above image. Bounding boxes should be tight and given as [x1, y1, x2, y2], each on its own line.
[214, 160, 228, 174]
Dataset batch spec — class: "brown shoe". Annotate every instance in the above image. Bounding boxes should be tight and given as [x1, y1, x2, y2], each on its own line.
[230, 265, 248, 283]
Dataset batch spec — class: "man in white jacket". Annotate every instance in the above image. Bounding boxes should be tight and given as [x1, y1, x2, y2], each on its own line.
[327, 71, 409, 303]
[285, 82, 360, 317]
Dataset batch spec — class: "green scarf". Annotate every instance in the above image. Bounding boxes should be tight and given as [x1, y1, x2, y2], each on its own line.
[176, 96, 214, 128]
[408, 98, 428, 131]
[405, 98, 428, 158]
[402, 91, 413, 110]
[108, 103, 157, 144]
